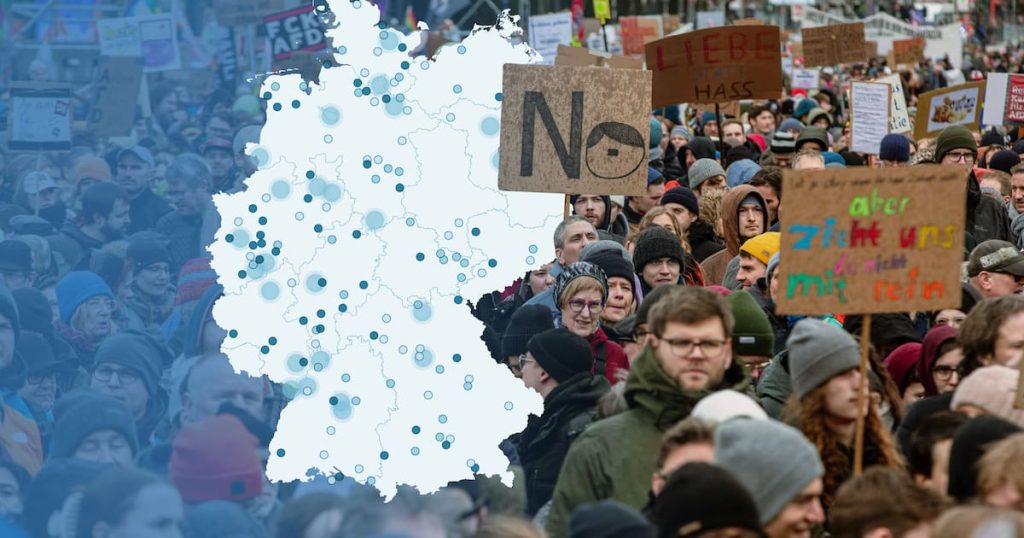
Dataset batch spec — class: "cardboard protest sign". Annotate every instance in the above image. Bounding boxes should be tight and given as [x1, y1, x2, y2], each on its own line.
[9, 84, 73, 151]
[693, 101, 740, 119]
[982, 73, 1024, 125]
[88, 57, 144, 138]
[498, 64, 652, 196]
[554, 45, 643, 69]
[214, 0, 285, 25]
[620, 15, 664, 56]
[776, 165, 966, 315]
[528, 12, 573, 64]
[645, 25, 782, 107]
[791, 67, 820, 90]
[914, 81, 985, 140]
[850, 81, 891, 154]
[98, 14, 181, 72]
[801, 22, 867, 67]
[265, 6, 327, 61]
[874, 74, 912, 133]
[866, 40, 879, 58]
[891, 37, 926, 64]
[734, 18, 765, 26]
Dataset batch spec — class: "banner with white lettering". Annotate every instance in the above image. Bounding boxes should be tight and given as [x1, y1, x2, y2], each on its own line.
[264, 6, 328, 61]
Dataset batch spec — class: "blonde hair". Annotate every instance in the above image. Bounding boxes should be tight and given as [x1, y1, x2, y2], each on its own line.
[933, 506, 1024, 538]
[698, 188, 725, 238]
[557, 276, 604, 310]
[978, 433, 1024, 499]
[625, 206, 690, 253]
[70, 300, 116, 340]
[475, 516, 546, 538]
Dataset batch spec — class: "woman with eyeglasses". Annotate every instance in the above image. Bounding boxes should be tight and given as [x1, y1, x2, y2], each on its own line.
[54, 271, 117, 369]
[553, 262, 629, 384]
[918, 325, 964, 398]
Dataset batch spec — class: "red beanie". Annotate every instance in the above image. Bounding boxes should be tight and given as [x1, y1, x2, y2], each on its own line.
[170, 414, 263, 502]
[884, 342, 923, 393]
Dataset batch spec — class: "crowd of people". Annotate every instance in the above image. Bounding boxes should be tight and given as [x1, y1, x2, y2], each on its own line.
[6, 3, 1024, 538]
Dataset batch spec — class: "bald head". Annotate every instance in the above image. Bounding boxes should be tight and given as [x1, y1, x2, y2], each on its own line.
[182, 353, 265, 425]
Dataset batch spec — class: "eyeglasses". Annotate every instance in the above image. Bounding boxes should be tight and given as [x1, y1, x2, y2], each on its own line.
[944, 151, 976, 163]
[658, 337, 727, 357]
[26, 373, 56, 386]
[93, 365, 140, 384]
[83, 297, 114, 313]
[566, 299, 604, 314]
[932, 364, 965, 380]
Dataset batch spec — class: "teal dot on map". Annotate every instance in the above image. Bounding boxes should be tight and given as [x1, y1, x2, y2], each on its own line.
[277, 448, 286, 457]
[406, 217, 415, 226]
[401, 61, 410, 69]
[385, 99, 403, 116]
[395, 93, 405, 101]
[312, 351, 331, 369]
[395, 167, 404, 176]
[271, 181, 290, 198]
[323, 184, 342, 202]
[421, 61, 430, 70]
[306, 273, 326, 292]
[379, 30, 399, 50]
[342, 373, 351, 382]
[371, 175, 381, 184]
[404, 106, 412, 115]
[387, 379, 396, 388]
[337, 46, 347, 54]
[438, 414, 447, 424]
[424, 390, 433, 400]
[481, 117, 500, 136]
[457, 273, 466, 282]
[331, 393, 353, 420]
[320, 106, 342, 125]
[528, 244, 538, 253]
[287, 354, 306, 372]
[365, 211, 386, 230]
[383, 164, 393, 173]
[229, 229, 249, 248]
[291, 100, 301, 109]
[460, 259, 469, 268]
[271, 82, 281, 90]
[453, 84, 462, 94]
[373, 47, 383, 56]
[495, 92, 502, 101]
[261, 281, 280, 300]
[526, 256, 535, 264]
[444, 231, 454, 240]
[273, 103, 282, 111]
[251, 147, 270, 167]
[411, 447, 420, 456]
[491, 150, 500, 169]
[412, 301, 432, 322]
[446, 113, 456, 122]
[457, 45, 467, 54]
[504, 401, 514, 410]
[370, 75, 390, 95]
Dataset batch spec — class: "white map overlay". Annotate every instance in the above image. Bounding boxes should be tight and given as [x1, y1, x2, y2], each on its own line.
[208, 0, 564, 498]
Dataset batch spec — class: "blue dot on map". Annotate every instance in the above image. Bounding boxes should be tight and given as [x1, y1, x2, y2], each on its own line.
[413, 346, 434, 368]
[365, 211, 386, 230]
[323, 184, 342, 202]
[491, 150, 500, 169]
[261, 281, 280, 300]
[271, 181, 290, 198]
[331, 393, 353, 420]
[412, 300, 432, 322]
[321, 106, 342, 126]
[370, 75, 390, 95]
[481, 117, 500, 136]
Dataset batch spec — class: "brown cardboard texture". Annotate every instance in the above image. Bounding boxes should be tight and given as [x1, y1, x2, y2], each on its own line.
[892, 37, 926, 64]
[914, 81, 986, 140]
[776, 165, 966, 315]
[801, 22, 867, 67]
[644, 25, 782, 108]
[498, 64, 652, 196]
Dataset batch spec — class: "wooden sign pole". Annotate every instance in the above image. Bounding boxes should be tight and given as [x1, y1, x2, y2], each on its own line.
[715, 102, 726, 167]
[563, 194, 571, 220]
[853, 313, 871, 476]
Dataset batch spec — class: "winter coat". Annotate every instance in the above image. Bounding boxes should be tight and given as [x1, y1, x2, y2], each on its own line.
[119, 284, 176, 331]
[757, 350, 792, 421]
[585, 327, 630, 384]
[687, 221, 724, 263]
[967, 170, 1009, 243]
[544, 344, 750, 538]
[126, 189, 173, 236]
[155, 211, 204, 275]
[517, 372, 609, 516]
[700, 186, 768, 286]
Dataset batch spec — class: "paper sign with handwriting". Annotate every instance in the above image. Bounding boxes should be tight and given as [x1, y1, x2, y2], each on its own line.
[914, 81, 985, 140]
[777, 165, 966, 315]
[801, 22, 866, 66]
[874, 74, 911, 133]
[645, 25, 782, 107]
[851, 81, 891, 154]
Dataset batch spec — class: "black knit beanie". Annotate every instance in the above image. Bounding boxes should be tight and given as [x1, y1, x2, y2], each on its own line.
[632, 227, 685, 273]
[501, 304, 554, 359]
[527, 328, 594, 383]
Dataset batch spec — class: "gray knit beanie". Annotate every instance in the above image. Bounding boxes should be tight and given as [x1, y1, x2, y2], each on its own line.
[714, 419, 824, 524]
[688, 158, 726, 190]
[787, 318, 861, 399]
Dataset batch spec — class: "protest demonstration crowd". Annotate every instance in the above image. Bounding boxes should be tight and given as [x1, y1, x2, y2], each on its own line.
[9, 0, 1024, 537]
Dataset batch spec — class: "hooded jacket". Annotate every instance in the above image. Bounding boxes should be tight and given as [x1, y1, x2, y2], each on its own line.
[571, 195, 631, 245]
[517, 371, 610, 516]
[700, 186, 768, 286]
[917, 325, 957, 397]
[586, 326, 630, 384]
[687, 220, 725, 262]
[967, 169, 1009, 243]
[544, 344, 749, 538]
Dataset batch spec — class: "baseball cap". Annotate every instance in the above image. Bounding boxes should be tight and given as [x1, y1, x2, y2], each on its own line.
[20, 172, 58, 195]
[967, 240, 1024, 278]
[117, 145, 156, 168]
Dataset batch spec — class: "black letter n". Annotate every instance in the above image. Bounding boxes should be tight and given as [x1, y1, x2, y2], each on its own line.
[520, 90, 583, 179]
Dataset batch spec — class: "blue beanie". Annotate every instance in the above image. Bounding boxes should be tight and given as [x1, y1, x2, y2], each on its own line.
[647, 166, 665, 185]
[701, 111, 717, 125]
[778, 118, 805, 133]
[56, 271, 114, 324]
[793, 98, 816, 122]
[727, 160, 762, 188]
[649, 118, 663, 149]
[878, 134, 910, 162]
[822, 151, 846, 166]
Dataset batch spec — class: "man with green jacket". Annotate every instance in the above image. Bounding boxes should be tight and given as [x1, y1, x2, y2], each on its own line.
[544, 286, 751, 537]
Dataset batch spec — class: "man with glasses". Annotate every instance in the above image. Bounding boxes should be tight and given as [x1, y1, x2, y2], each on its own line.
[965, 240, 1024, 301]
[515, 327, 608, 517]
[89, 330, 173, 449]
[935, 125, 1010, 242]
[545, 287, 749, 538]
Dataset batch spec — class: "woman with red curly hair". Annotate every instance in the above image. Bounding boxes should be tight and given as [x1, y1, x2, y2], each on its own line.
[784, 318, 905, 513]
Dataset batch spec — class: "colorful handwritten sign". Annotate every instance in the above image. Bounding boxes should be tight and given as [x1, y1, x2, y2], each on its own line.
[776, 166, 966, 316]
[914, 81, 985, 140]
[644, 25, 782, 107]
[498, 64, 652, 196]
